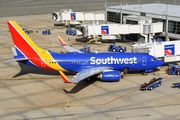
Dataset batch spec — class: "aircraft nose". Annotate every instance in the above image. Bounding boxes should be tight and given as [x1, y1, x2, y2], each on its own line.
[158, 60, 164, 66]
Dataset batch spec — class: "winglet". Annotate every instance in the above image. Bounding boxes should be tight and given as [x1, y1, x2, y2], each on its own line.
[58, 36, 67, 46]
[59, 71, 71, 83]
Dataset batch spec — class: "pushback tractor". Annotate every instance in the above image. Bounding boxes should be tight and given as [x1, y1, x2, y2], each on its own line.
[108, 44, 126, 52]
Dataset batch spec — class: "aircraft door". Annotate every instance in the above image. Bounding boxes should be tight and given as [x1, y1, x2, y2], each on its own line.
[142, 57, 147, 66]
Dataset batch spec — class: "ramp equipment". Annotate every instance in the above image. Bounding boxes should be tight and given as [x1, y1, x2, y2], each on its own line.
[172, 83, 180, 88]
[140, 77, 162, 90]
[166, 64, 180, 75]
[42, 29, 51, 35]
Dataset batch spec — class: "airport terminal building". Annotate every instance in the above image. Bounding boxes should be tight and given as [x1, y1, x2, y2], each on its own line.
[106, 3, 180, 40]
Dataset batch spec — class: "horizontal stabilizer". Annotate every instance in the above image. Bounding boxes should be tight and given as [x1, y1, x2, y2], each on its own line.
[4, 58, 30, 63]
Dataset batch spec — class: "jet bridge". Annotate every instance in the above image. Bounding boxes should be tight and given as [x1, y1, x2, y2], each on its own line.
[52, 9, 105, 25]
[75, 22, 163, 42]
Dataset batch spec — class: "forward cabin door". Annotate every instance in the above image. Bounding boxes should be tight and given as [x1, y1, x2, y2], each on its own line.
[142, 57, 147, 66]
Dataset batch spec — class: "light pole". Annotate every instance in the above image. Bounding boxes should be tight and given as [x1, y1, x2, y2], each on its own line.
[105, 0, 107, 22]
[174, 0, 176, 5]
[120, 0, 122, 24]
[165, 3, 169, 41]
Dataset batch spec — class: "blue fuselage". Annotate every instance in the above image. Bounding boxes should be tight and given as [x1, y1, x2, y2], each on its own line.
[42, 51, 163, 72]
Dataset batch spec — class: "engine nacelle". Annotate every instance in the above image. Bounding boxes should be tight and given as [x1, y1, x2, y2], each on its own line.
[99, 71, 120, 81]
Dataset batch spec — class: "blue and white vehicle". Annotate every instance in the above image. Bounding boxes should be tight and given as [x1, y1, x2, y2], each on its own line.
[42, 29, 51, 35]
[167, 64, 180, 75]
[140, 78, 162, 90]
[172, 83, 180, 88]
[66, 28, 76, 35]
[108, 44, 126, 53]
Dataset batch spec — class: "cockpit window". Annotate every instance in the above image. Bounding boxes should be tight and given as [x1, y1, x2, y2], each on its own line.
[151, 58, 158, 61]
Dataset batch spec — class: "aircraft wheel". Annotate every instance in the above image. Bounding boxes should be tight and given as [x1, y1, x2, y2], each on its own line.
[143, 71, 147, 76]
[119, 49, 123, 52]
[150, 87, 153, 90]
[158, 83, 161, 87]
[113, 49, 116, 52]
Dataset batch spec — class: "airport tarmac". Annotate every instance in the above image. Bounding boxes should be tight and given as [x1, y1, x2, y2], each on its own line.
[0, 13, 180, 120]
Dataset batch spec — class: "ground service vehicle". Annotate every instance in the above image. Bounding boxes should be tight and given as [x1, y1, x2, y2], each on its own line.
[108, 44, 126, 52]
[166, 64, 180, 75]
[140, 78, 162, 90]
[22, 28, 33, 34]
[66, 28, 76, 35]
[172, 82, 180, 88]
[42, 29, 51, 35]
[79, 46, 90, 53]
[87, 39, 102, 44]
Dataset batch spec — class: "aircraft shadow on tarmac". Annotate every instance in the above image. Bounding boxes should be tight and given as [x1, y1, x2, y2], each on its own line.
[13, 62, 62, 78]
[63, 77, 97, 94]
[14, 63, 96, 93]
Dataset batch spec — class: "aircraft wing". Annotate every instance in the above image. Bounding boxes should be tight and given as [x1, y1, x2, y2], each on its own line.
[58, 35, 83, 53]
[59, 67, 111, 83]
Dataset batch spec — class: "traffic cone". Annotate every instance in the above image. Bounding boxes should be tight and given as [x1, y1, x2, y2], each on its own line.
[67, 99, 70, 107]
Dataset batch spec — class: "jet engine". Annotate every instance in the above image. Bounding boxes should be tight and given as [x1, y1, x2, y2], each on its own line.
[98, 70, 120, 81]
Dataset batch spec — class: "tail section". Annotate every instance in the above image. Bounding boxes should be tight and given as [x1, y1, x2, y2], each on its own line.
[58, 35, 67, 46]
[7, 21, 67, 71]
[7, 21, 41, 57]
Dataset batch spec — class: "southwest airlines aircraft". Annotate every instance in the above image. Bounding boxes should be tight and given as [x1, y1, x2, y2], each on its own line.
[7, 21, 164, 83]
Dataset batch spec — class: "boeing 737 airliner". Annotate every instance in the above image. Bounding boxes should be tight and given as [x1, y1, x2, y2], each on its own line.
[6, 21, 164, 83]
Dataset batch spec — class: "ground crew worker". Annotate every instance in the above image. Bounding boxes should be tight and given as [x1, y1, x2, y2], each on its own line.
[36, 29, 38, 33]
[143, 81, 146, 86]
[177, 68, 179, 75]
[124, 68, 127, 75]
[121, 72, 124, 79]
